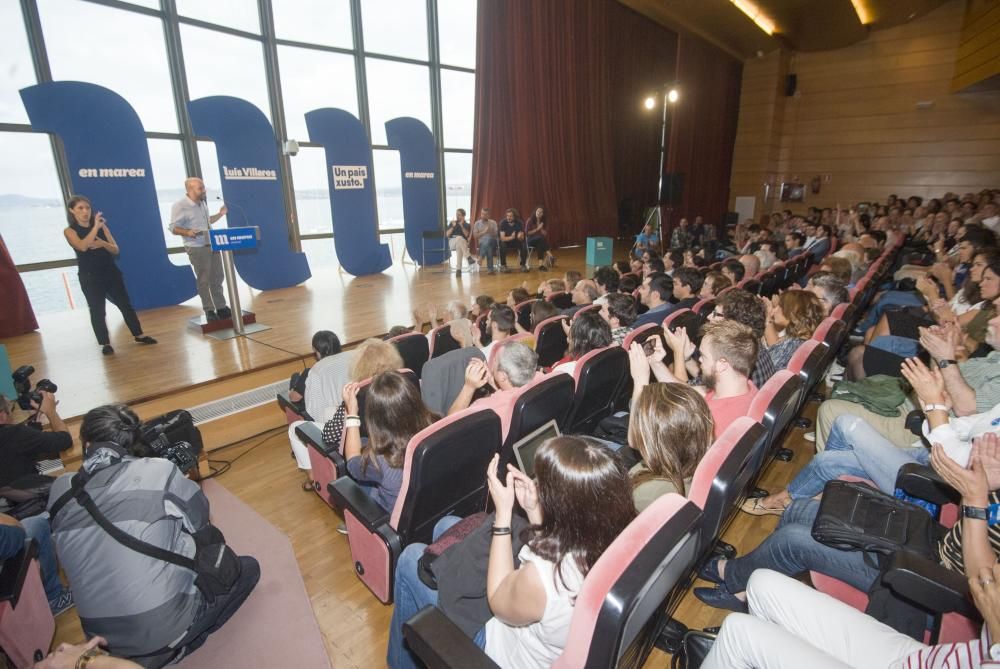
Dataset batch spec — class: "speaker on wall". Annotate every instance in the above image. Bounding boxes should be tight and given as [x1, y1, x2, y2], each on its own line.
[785, 73, 797, 97]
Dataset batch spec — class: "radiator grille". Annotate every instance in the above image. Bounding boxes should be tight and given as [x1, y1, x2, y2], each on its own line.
[186, 380, 289, 424]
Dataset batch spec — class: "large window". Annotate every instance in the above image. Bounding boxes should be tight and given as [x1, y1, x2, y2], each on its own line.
[0, 0, 36, 124]
[278, 45, 358, 140]
[38, 0, 178, 132]
[273, 0, 352, 49]
[365, 58, 432, 146]
[361, 0, 427, 60]
[3, 0, 477, 314]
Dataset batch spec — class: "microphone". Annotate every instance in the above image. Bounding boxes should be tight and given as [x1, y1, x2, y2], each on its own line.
[216, 196, 251, 227]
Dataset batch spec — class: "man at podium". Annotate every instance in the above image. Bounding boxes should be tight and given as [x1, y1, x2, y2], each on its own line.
[169, 178, 231, 321]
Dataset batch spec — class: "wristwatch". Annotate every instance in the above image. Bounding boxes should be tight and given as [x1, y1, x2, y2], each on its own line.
[961, 505, 989, 521]
[937, 359, 958, 369]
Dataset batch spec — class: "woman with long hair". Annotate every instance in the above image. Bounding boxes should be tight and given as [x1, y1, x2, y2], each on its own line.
[762, 290, 826, 369]
[342, 370, 437, 513]
[387, 436, 636, 668]
[628, 383, 714, 511]
[63, 195, 156, 355]
[551, 310, 612, 375]
[525, 205, 554, 270]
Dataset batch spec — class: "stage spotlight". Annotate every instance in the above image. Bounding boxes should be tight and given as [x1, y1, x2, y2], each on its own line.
[667, 88, 679, 104]
[643, 96, 656, 110]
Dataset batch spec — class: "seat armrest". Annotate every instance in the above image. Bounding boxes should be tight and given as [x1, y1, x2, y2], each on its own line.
[402, 606, 499, 669]
[0, 540, 38, 606]
[883, 551, 979, 621]
[277, 390, 312, 421]
[329, 477, 390, 531]
[895, 463, 960, 506]
[904, 410, 924, 437]
[295, 422, 327, 450]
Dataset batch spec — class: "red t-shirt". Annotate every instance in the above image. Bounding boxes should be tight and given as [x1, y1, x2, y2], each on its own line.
[705, 383, 758, 438]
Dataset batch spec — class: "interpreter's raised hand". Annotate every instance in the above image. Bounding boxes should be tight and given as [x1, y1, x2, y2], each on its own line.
[486, 454, 516, 522]
[628, 342, 652, 388]
[94, 212, 107, 229]
[464, 358, 491, 389]
[342, 382, 361, 415]
[900, 357, 947, 405]
[931, 443, 989, 505]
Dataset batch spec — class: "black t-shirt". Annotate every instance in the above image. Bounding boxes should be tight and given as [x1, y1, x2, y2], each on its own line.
[500, 219, 523, 241]
[68, 221, 116, 276]
[0, 424, 73, 487]
[448, 221, 470, 238]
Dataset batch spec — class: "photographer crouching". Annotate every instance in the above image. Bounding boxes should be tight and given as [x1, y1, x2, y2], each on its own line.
[48, 404, 260, 668]
[0, 388, 71, 505]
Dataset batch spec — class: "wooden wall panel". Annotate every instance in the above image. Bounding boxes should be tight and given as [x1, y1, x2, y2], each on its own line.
[953, 0, 1000, 91]
[729, 0, 1000, 214]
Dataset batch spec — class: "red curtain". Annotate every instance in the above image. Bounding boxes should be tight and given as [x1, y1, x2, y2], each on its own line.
[665, 34, 744, 235]
[0, 234, 38, 337]
[471, 0, 617, 248]
[472, 0, 742, 247]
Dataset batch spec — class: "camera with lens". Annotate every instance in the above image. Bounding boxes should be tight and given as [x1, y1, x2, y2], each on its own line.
[140, 409, 204, 475]
[12, 365, 58, 411]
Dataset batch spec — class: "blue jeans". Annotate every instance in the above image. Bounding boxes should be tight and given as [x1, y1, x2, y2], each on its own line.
[22, 513, 64, 602]
[787, 415, 928, 499]
[387, 515, 486, 669]
[856, 290, 924, 332]
[478, 238, 498, 270]
[723, 498, 881, 594]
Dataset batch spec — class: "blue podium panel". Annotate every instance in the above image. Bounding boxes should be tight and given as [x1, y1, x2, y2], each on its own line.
[210, 227, 259, 252]
[586, 237, 613, 266]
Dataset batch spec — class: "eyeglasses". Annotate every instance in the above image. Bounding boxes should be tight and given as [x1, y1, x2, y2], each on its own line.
[710, 309, 724, 319]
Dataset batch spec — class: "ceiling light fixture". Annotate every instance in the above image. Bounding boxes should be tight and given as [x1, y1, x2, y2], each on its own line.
[850, 0, 872, 25]
[729, 0, 776, 35]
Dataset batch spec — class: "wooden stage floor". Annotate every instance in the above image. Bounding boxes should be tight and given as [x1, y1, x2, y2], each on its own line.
[3, 246, 598, 420]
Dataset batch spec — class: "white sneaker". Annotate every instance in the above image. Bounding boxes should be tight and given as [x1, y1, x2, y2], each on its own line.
[804, 431, 816, 442]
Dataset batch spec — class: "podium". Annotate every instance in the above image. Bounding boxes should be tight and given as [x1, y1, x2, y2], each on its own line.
[189, 226, 271, 341]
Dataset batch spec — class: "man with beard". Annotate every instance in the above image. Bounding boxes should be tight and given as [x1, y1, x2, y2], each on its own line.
[170, 178, 230, 321]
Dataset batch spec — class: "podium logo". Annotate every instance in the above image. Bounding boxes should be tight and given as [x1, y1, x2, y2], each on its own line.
[78, 167, 146, 178]
[222, 165, 278, 180]
[214, 233, 230, 245]
[404, 171, 434, 179]
[332, 165, 368, 190]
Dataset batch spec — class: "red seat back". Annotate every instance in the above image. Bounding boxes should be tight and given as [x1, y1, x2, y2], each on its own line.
[533, 315, 569, 368]
[565, 346, 629, 434]
[499, 373, 576, 472]
[427, 324, 461, 359]
[554, 494, 702, 669]
[390, 331, 430, 379]
[0, 543, 55, 668]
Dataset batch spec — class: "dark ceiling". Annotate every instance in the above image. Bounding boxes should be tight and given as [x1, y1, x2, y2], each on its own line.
[619, 0, 950, 60]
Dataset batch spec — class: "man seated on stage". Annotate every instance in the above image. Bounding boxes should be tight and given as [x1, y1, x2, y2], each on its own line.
[0, 391, 72, 490]
[472, 208, 499, 274]
[447, 342, 540, 441]
[498, 208, 527, 273]
[48, 404, 260, 667]
[475, 304, 517, 360]
[632, 272, 675, 327]
[169, 178, 230, 321]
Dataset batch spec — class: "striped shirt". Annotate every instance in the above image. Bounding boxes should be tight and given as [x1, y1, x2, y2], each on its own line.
[938, 491, 1000, 572]
[959, 351, 1000, 414]
[896, 625, 1000, 668]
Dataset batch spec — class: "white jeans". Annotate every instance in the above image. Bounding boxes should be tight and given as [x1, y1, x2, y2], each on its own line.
[702, 570, 925, 669]
[288, 420, 324, 470]
[449, 236, 469, 268]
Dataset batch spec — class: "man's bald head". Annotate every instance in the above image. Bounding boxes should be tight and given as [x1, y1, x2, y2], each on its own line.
[184, 177, 207, 201]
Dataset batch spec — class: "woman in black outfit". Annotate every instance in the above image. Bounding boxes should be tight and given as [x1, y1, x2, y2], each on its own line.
[525, 205, 554, 270]
[63, 195, 156, 355]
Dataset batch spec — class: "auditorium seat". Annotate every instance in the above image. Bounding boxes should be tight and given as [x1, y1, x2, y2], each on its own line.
[830, 302, 856, 325]
[514, 299, 538, 332]
[276, 389, 311, 424]
[810, 466, 977, 645]
[497, 372, 575, 474]
[533, 315, 569, 368]
[747, 370, 803, 467]
[621, 323, 662, 351]
[688, 417, 766, 559]
[547, 291, 574, 310]
[757, 270, 781, 298]
[572, 304, 600, 320]
[812, 317, 848, 360]
[737, 277, 761, 295]
[402, 493, 703, 668]
[0, 541, 55, 668]
[786, 339, 828, 424]
[300, 370, 419, 508]
[328, 406, 502, 603]
[661, 308, 702, 345]
[691, 298, 715, 320]
[428, 323, 462, 359]
[564, 346, 629, 434]
[389, 331, 430, 379]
